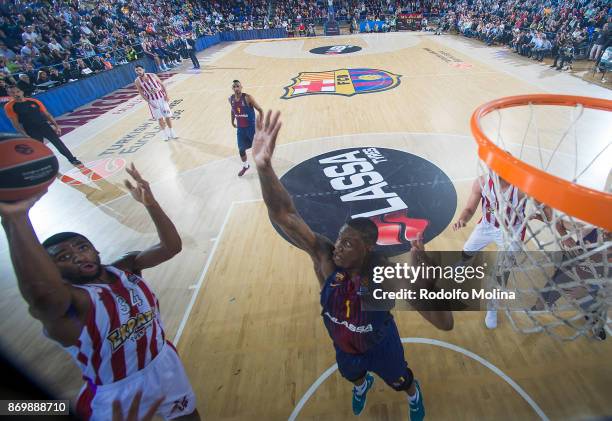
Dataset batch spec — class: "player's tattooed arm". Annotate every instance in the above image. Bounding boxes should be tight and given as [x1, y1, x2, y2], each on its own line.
[453, 176, 483, 231]
[253, 110, 335, 282]
[0, 193, 79, 325]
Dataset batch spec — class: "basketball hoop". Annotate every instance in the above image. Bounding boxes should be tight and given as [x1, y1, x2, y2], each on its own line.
[470, 94, 612, 341]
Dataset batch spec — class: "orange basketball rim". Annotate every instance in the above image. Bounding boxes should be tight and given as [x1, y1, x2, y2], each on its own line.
[470, 94, 612, 231]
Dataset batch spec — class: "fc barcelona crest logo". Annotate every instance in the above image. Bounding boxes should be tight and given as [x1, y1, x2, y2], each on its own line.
[281, 68, 401, 99]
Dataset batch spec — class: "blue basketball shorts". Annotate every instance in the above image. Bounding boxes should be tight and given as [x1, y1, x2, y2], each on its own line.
[237, 127, 255, 153]
[334, 322, 412, 391]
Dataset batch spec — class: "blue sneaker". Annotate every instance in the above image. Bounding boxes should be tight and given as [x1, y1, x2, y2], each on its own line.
[352, 373, 374, 415]
[409, 380, 425, 420]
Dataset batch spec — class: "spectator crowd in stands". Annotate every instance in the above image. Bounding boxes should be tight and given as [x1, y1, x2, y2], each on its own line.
[0, 0, 609, 98]
[310, 0, 610, 74]
[0, 0, 273, 96]
[442, 0, 610, 72]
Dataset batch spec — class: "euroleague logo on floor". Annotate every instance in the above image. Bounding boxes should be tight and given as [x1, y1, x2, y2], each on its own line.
[276, 147, 457, 256]
[309, 45, 362, 55]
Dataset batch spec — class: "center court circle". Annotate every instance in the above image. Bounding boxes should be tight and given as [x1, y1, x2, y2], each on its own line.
[288, 337, 549, 421]
[275, 147, 457, 256]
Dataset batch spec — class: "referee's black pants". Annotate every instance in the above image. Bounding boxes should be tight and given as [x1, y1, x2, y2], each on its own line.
[25, 123, 78, 163]
[189, 50, 200, 68]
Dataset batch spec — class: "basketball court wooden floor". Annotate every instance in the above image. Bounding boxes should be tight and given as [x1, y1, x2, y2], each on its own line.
[1, 33, 611, 420]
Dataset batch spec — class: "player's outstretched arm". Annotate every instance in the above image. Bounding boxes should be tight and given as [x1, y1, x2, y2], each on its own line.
[0, 193, 76, 323]
[452, 177, 482, 231]
[253, 110, 335, 282]
[114, 164, 182, 272]
[410, 236, 454, 331]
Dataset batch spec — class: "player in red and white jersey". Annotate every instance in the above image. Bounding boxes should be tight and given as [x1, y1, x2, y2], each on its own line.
[453, 172, 526, 329]
[134, 65, 176, 141]
[0, 164, 200, 421]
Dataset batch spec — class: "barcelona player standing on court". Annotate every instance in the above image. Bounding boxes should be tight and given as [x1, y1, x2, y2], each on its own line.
[252, 110, 454, 420]
[229, 80, 263, 177]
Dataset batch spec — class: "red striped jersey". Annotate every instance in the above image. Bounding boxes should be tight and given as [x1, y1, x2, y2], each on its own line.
[65, 266, 166, 385]
[480, 175, 526, 233]
[138, 74, 165, 101]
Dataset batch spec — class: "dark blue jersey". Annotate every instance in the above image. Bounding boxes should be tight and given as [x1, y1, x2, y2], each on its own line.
[320, 269, 394, 354]
[229, 93, 255, 128]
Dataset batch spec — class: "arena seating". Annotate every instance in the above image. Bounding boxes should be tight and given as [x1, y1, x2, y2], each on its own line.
[0, 0, 275, 93]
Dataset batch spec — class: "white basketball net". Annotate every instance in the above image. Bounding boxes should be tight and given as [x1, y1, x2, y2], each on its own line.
[478, 101, 611, 341]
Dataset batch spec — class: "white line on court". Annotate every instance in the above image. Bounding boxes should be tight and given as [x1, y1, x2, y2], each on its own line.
[288, 337, 550, 421]
[173, 198, 265, 344]
[173, 200, 238, 345]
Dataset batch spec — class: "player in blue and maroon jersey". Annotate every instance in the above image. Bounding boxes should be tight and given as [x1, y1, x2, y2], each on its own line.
[252, 110, 454, 420]
[229, 80, 263, 177]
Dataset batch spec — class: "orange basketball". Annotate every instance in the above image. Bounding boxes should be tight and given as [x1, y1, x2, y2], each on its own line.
[0, 134, 59, 201]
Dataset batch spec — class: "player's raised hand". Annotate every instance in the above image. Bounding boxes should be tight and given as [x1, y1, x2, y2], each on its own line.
[125, 163, 156, 207]
[112, 391, 163, 421]
[0, 190, 47, 219]
[253, 110, 282, 169]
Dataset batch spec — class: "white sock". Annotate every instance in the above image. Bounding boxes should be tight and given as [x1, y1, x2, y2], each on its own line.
[354, 378, 368, 396]
[169, 127, 176, 136]
[243, 161, 249, 168]
[408, 388, 419, 403]
[163, 127, 171, 137]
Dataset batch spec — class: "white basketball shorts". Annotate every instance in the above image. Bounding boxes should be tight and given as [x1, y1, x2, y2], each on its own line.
[148, 98, 173, 120]
[76, 342, 196, 420]
[463, 222, 521, 253]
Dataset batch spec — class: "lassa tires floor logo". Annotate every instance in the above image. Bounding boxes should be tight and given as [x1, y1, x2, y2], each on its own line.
[277, 147, 457, 256]
[310, 45, 362, 55]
